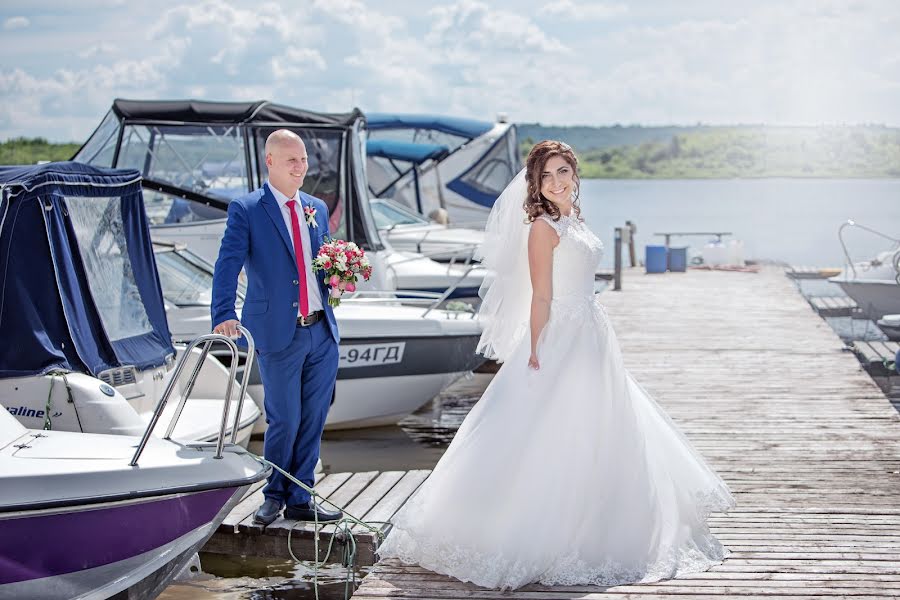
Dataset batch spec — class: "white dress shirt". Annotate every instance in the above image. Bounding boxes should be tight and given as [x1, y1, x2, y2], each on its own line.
[266, 181, 324, 315]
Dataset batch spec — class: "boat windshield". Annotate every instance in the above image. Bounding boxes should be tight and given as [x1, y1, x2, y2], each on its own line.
[155, 249, 246, 307]
[371, 200, 429, 228]
[144, 187, 227, 226]
[447, 126, 520, 205]
[111, 123, 249, 201]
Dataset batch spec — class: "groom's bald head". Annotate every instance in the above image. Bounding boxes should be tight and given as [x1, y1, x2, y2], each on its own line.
[265, 129, 308, 197]
[265, 129, 304, 156]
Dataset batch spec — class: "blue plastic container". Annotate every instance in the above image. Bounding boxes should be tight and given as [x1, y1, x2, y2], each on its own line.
[645, 245, 668, 273]
[668, 246, 688, 272]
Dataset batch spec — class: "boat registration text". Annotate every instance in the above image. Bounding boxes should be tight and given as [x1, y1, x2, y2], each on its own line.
[339, 342, 406, 368]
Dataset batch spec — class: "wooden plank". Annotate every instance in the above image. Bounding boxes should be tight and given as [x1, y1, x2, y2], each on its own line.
[809, 296, 857, 317]
[786, 266, 840, 280]
[320, 470, 405, 534]
[357, 469, 430, 541]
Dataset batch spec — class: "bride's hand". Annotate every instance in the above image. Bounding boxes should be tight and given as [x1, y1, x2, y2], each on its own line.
[528, 352, 540, 370]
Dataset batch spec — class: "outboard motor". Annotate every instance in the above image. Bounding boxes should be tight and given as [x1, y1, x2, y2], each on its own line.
[1, 373, 146, 436]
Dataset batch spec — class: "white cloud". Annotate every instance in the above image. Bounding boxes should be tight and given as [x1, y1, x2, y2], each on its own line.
[271, 47, 328, 80]
[429, 0, 570, 55]
[2, 0, 900, 141]
[3, 16, 30, 30]
[78, 42, 116, 59]
[539, 0, 627, 20]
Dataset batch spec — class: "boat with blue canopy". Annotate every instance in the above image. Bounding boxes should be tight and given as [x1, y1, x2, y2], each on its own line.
[366, 112, 520, 225]
[0, 161, 260, 443]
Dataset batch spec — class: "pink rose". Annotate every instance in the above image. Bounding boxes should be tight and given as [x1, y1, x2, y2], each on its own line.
[345, 282, 356, 292]
[329, 275, 340, 286]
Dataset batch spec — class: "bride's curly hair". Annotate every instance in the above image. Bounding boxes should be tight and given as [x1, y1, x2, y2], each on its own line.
[523, 140, 582, 223]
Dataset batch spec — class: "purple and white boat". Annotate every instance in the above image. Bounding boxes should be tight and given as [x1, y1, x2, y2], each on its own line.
[0, 405, 268, 599]
[0, 161, 269, 598]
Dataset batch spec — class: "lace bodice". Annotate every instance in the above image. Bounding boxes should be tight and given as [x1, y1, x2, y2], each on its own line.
[536, 213, 604, 299]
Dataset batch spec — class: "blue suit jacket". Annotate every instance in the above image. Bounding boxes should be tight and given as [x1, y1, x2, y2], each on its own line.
[212, 185, 339, 353]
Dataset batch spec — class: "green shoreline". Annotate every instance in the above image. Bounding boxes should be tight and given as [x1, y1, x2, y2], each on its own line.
[6, 123, 900, 180]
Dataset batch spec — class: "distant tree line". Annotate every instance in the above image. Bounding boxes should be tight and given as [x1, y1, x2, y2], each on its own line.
[0, 137, 80, 165]
[518, 124, 900, 178]
[5, 125, 900, 179]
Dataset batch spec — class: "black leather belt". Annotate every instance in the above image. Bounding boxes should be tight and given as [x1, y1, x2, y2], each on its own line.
[297, 310, 325, 327]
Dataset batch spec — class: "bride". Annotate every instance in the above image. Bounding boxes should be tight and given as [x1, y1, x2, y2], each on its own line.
[377, 141, 735, 590]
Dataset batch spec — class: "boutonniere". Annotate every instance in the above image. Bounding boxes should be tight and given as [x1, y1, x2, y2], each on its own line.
[304, 205, 318, 228]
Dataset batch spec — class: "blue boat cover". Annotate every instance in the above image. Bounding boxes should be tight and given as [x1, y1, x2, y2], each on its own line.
[367, 113, 493, 140]
[366, 140, 450, 164]
[0, 162, 175, 378]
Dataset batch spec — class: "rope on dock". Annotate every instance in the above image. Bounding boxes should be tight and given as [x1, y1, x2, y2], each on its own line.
[249, 453, 390, 600]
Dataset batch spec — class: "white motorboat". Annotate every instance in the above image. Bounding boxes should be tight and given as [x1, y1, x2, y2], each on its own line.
[366, 113, 521, 226]
[154, 241, 486, 430]
[371, 198, 485, 262]
[0, 330, 269, 600]
[0, 162, 260, 445]
[828, 220, 900, 320]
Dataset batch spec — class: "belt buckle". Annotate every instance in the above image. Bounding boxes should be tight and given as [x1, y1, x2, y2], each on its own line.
[299, 312, 315, 326]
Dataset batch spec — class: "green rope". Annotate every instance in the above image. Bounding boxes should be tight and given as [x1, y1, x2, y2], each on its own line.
[43, 370, 79, 432]
[44, 374, 56, 431]
[248, 453, 389, 600]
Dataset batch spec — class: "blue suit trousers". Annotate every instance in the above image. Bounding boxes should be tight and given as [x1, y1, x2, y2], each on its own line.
[257, 319, 339, 506]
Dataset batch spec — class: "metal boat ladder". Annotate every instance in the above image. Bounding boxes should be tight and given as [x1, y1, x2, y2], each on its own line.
[129, 326, 256, 465]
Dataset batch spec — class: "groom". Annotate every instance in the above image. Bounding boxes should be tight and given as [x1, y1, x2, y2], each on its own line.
[212, 129, 341, 525]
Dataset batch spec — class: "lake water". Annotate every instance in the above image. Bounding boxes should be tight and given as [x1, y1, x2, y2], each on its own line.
[161, 178, 900, 599]
[578, 178, 900, 268]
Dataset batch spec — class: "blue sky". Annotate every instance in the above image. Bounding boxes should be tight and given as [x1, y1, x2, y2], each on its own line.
[1, 0, 898, 141]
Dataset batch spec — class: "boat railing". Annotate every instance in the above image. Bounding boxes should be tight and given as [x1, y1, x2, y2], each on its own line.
[383, 244, 485, 271]
[411, 232, 480, 260]
[342, 272, 481, 318]
[837, 220, 900, 283]
[343, 289, 444, 303]
[129, 325, 255, 465]
[421, 262, 482, 317]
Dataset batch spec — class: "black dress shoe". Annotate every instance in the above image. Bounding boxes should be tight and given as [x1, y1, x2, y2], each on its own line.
[284, 500, 343, 522]
[253, 499, 283, 526]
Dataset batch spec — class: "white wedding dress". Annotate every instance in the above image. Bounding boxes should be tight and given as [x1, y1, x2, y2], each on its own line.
[378, 212, 736, 590]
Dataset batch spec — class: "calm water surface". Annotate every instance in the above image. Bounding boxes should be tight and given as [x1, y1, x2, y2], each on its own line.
[579, 178, 900, 268]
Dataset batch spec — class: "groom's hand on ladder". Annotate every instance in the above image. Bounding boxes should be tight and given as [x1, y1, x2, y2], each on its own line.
[214, 319, 242, 339]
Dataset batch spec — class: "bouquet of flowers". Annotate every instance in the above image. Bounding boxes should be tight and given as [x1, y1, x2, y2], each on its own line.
[312, 237, 373, 308]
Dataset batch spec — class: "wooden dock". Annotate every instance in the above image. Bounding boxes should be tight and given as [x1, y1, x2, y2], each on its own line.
[204, 470, 430, 565]
[353, 266, 900, 599]
[851, 340, 900, 377]
[808, 295, 859, 317]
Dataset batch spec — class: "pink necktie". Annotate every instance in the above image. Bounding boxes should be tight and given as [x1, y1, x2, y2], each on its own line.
[286, 200, 309, 318]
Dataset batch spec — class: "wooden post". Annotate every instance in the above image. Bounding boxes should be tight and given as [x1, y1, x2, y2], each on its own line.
[626, 220, 637, 267]
[614, 227, 622, 291]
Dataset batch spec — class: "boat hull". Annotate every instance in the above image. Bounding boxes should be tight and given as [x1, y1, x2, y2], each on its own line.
[834, 280, 900, 319]
[0, 486, 245, 600]
[247, 333, 485, 430]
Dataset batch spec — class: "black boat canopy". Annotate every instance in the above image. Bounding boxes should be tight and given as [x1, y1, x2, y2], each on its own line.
[74, 99, 382, 251]
[110, 99, 363, 127]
